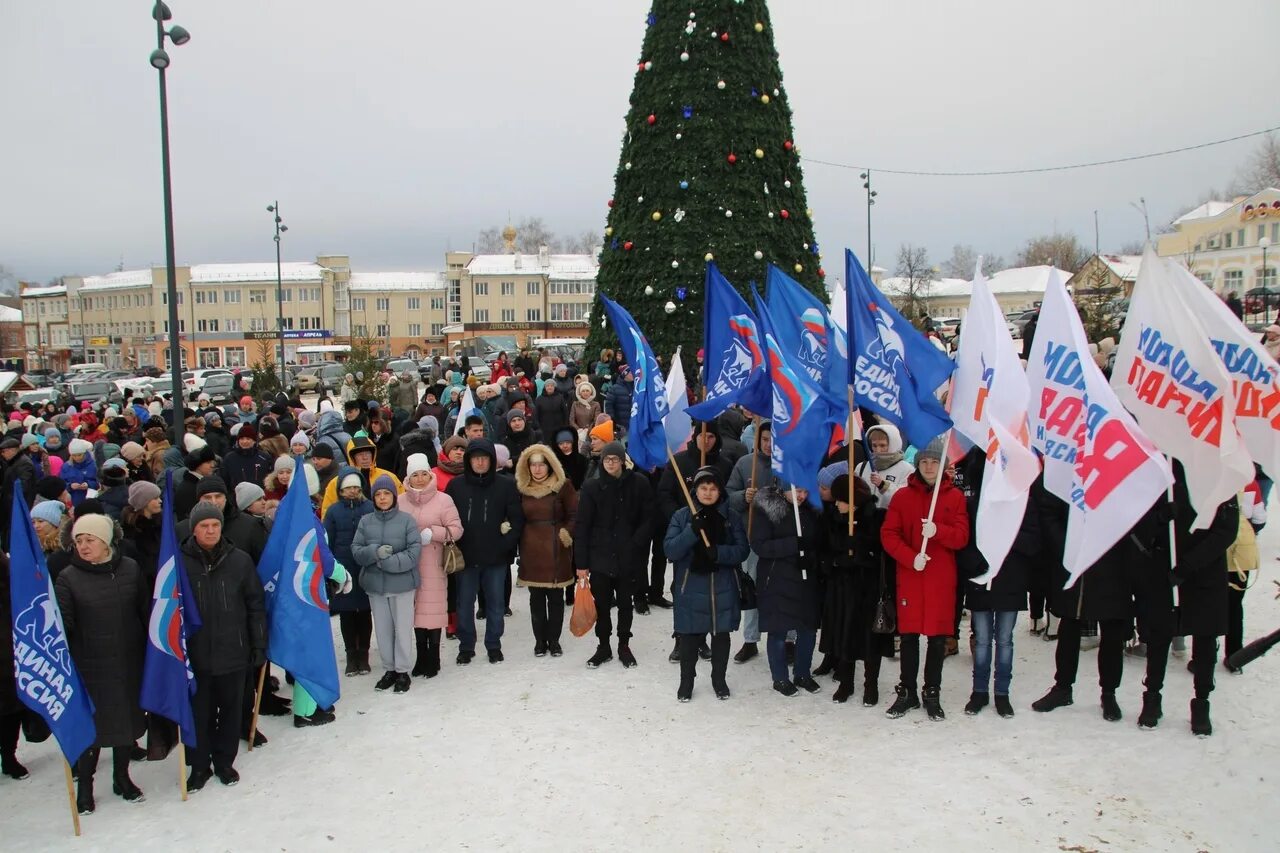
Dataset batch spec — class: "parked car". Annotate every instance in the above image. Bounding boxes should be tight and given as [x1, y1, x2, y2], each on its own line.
[22, 373, 55, 388]
[6, 388, 57, 408]
[1244, 286, 1279, 316]
[314, 363, 349, 393]
[383, 358, 419, 377]
[196, 372, 236, 404]
[1012, 309, 1040, 335]
[293, 364, 328, 393]
[933, 317, 961, 340]
[153, 371, 197, 395]
[189, 368, 232, 393]
[65, 380, 121, 407]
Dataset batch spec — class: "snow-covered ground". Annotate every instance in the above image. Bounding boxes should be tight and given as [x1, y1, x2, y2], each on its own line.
[7, 517, 1279, 851]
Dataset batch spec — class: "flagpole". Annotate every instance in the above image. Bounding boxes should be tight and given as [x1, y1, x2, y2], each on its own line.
[667, 444, 710, 547]
[63, 759, 81, 836]
[247, 663, 267, 752]
[747, 416, 761, 537]
[789, 486, 807, 579]
[847, 387, 856, 538]
[917, 429, 951, 561]
[178, 742, 188, 800]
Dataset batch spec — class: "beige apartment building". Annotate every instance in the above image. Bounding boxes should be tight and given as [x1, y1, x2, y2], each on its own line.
[22, 233, 598, 372]
[1156, 187, 1280, 295]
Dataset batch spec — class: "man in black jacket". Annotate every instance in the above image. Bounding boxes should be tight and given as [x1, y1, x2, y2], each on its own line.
[180, 501, 267, 791]
[575, 442, 652, 668]
[445, 439, 525, 665]
[0, 437, 36, 551]
[176, 476, 269, 564]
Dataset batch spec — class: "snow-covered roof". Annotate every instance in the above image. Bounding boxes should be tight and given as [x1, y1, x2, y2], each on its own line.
[466, 253, 598, 281]
[0, 372, 18, 394]
[188, 262, 325, 284]
[349, 272, 447, 292]
[0, 306, 21, 323]
[1173, 200, 1235, 225]
[81, 269, 153, 291]
[22, 285, 66, 298]
[1098, 254, 1143, 281]
[879, 265, 1072, 299]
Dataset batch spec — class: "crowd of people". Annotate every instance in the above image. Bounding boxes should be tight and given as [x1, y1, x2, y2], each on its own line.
[0, 345, 1269, 817]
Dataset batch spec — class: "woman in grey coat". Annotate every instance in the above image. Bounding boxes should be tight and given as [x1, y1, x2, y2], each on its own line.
[351, 474, 422, 694]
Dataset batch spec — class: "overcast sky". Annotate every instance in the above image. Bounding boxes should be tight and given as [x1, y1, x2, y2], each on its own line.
[2, 0, 1276, 284]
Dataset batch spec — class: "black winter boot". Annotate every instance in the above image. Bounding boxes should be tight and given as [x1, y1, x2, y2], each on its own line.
[1138, 691, 1163, 729]
[812, 653, 834, 677]
[424, 629, 441, 677]
[344, 647, 360, 677]
[994, 694, 1015, 718]
[862, 682, 879, 707]
[1190, 698, 1212, 736]
[832, 681, 855, 703]
[678, 635, 697, 702]
[412, 629, 430, 677]
[922, 686, 946, 721]
[618, 643, 637, 668]
[1101, 692, 1123, 722]
[587, 644, 612, 668]
[733, 642, 758, 664]
[964, 692, 989, 715]
[76, 748, 99, 815]
[885, 684, 919, 718]
[1031, 684, 1073, 712]
[111, 747, 145, 803]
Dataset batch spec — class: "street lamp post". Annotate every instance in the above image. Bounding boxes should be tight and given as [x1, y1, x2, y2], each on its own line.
[1261, 236, 1272, 325]
[267, 202, 288, 384]
[860, 170, 877, 272]
[150, 1, 191, 447]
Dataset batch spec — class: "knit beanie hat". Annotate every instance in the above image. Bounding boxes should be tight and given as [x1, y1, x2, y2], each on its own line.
[506, 408, 526, 424]
[235, 482, 265, 512]
[68, 438, 93, 456]
[442, 435, 468, 456]
[195, 475, 229, 498]
[370, 473, 397, 498]
[273, 454, 295, 475]
[21, 434, 40, 450]
[188, 500, 223, 530]
[102, 443, 121, 460]
[915, 436, 947, 465]
[340, 472, 363, 491]
[494, 444, 512, 469]
[71, 513, 114, 549]
[404, 453, 431, 479]
[120, 441, 145, 462]
[554, 428, 576, 446]
[43, 427, 60, 440]
[312, 442, 335, 460]
[183, 433, 207, 453]
[36, 476, 67, 501]
[600, 441, 627, 462]
[589, 420, 614, 444]
[259, 418, 280, 438]
[290, 432, 311, 451]
[31, 500, 65, 527]
[204, 410, 222, 426]
[127, 480, 162, 511]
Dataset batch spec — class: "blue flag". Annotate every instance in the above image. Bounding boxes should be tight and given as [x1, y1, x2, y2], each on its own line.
[753, 286, 844, 507]
[600, 294, 670, 471]
[140, 472, 202, 747]
[687, 263, 772, 420]
[844, 249, 954, 448]
[257, 456, 341, 709]
[764, 264, 849, 406]
[8, 490, 96, 765]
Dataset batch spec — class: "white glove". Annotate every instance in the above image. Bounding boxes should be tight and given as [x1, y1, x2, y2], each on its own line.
[499, 521, 512, 535]
[912, 553, 929, 572]
[419, 527, 434, 545]
[376, 544, 394, 560]
[920, 519, 938, 539]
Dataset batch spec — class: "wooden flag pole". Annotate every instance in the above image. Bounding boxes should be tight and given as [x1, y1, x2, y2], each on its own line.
[667, 444, 710, 547]
[178, 742, 188, 801]
[63, 759, 81, 836]
[847, 387, 857, 537]
[247, 663, 267, 752]
[747, 417, 761, 537]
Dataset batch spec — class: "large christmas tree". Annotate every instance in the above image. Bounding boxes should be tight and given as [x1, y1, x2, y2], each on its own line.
[587, 0, 827, 366]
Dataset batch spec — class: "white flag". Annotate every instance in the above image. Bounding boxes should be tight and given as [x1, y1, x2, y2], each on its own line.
[664, 348, 693, 453]
[950, 265, 1040, 583]
[1027, 270, 1171, 588]
[1111, 248, 1254, 528]
[1166, 261, 1280, 481]
[459, 385, 480, 421]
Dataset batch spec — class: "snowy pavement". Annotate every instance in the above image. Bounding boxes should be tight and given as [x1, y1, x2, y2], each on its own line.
[7, 522, 1279, 851]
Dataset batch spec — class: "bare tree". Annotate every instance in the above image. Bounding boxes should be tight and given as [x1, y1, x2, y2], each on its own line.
[940, 244, 1006, 278]
[893, 243, 935, 327]
[0, 264, 15, 295]
[1231, 133, 1280, 195]
[1014, 232, 1089, 273]
[1115, 240, 1146, 255]
[475, 227, 504, 253]
[562, 229, 601, 254]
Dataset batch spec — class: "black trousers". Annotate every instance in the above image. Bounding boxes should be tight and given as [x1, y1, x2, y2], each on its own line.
[1145, 634, 1218, 698]
[899, 634, 946, 691]
[834, 649, 882, 687]
[1054, 616, 1127, 692]
[0, 711, 20, 762]
[590, 573, 634, 643]
[647, 517, 670, 600]
[77, 746, 132, 786]
[679, 632, 729, 687]
[338, 609, 373, 652]
[528, 588, 566, 644]
[1226, 585, 1246, 661]
[193, 669, 247, 774]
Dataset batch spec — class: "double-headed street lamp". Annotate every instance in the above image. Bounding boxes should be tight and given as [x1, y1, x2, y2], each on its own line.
[267, 202, 288, 381]
[860, 170, 877, 272]
[150, 1, 190, 447]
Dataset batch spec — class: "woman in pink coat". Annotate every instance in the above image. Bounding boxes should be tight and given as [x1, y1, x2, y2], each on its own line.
[399, 453, 463, 679]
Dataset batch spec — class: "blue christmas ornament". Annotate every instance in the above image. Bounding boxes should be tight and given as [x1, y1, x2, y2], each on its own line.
[646, 12, 656, 26]
[610, 238, 619, 250]
[811, 242, 820, 255]
[679, 180, 689, 190]
[682, 105, 693, 119]
[751, 87, 758, 97]
[675, 287, 688, 301]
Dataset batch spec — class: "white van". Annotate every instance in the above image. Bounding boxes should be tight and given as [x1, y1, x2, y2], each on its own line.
[66, 362, 107, 375]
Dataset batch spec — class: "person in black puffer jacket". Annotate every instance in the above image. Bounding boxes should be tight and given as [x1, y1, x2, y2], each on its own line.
[179, 502, 267, 789]
[603, 366, 634, 435]
[96, 459, 132, 521]
[573, 441, 652, 669]
[957, 453, 1041, 719]
[397, 417, 440, 478]
[444, 439, 524, 664]
[175, 476, 269, 565]
[532, 381, 569, 439]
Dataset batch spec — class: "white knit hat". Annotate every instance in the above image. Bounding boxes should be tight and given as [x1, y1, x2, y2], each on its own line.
[404, 453, 431, 479]
[340, 472, 363, 491]
[68, 438, 93, 456]
[183, 433, 207, 453]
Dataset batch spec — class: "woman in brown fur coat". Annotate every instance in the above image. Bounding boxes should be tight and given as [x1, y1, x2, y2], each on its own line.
[515, 444, 578, 657]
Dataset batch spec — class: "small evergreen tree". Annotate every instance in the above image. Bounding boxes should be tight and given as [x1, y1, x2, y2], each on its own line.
[586, 1, 826, 365]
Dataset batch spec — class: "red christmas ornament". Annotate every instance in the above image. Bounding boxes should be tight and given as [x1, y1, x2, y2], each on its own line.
[783, 140, 794, 151]
[607, 198, 615, 208]
[817, 267, 826, 278]
[637, 62, 645, 71]
[647, 113, 656, 125]
[623, 241, 634, 251]
[779, 209, 790, 219]
[720, 32, 729, 42]
[727, 152, 737, 164]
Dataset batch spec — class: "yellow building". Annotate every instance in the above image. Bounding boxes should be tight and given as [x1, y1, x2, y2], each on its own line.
[1156, 188, 1280, 296]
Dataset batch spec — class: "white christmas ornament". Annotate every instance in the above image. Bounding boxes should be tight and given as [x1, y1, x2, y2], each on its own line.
[664, 301, 677, 314]
[717, 80, 726, 90]
[644, 285, 654, 296]
[671, 260, 679, 269]
[673, 208, 686, 222]
[784, 180, 791, 188]
[644, 61, 652, 71]
[725, 210, 733, 218]
[754, 250, 764, 260]
[680, 52, 689, 62]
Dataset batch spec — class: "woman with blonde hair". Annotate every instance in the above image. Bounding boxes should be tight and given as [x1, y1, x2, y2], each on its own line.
[515, 444, 578, 657]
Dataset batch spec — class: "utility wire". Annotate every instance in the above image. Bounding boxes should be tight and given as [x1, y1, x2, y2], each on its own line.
[807, 125, 1280, 177]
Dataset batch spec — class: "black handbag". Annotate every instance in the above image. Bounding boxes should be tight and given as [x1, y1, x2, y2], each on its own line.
[871, 554, 897, 635]
[736, 566, 757, 611]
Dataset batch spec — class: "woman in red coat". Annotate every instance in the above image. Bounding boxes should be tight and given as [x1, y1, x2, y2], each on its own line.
[879, 438, 969, 721]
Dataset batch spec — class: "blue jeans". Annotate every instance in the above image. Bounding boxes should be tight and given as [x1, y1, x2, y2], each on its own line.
[741, 553, 760, 643]
[455, 565, 507, 652]
[766, 629, 816, 683]
[972, 610, 1017, 695]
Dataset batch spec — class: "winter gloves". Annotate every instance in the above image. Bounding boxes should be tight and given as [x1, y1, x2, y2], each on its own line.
[558, 528, 573, 548]
[376, 545, 394, 560]
[913, 553, 929, 572]
[499, 521, 512, 535]
[420, 528, 434, 546]
[920, 519, 938, 539]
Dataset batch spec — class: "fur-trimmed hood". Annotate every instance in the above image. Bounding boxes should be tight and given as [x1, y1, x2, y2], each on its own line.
[514, 444, 566, 498]
[574, 383, 596, 403]
[754, 485, 796, 525]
